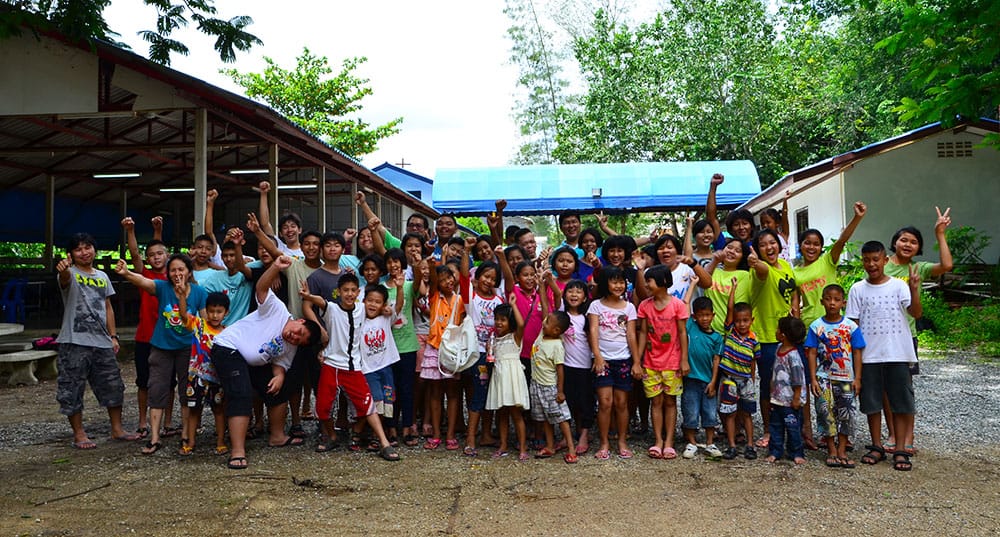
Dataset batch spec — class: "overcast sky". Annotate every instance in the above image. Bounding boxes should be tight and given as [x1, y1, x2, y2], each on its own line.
[105, 1, 522, 180]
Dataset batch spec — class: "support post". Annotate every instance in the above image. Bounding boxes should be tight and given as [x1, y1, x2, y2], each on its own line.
[45, 175, 55, 270]
[350, 182, 358, 230]
[120, 187, 128, 257]
[192, 108, 208, 242]
[269, 144, 279, 231]
[316, 167, 326, 232]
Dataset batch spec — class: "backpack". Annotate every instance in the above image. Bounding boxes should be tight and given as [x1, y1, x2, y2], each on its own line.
[32, 334, 59, 350]
[436, 295, 479, 376]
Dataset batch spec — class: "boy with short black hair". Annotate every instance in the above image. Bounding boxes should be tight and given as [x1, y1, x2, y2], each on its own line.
[55, 233, 139, 449]
[530, 310, 578, 463]
[177, 290, 230, 456]
[719, 279, 761, 460]
[847, 241, 921, 471]
[766, 316, 807, 464]
[805, 284, 866, 469]
[682, 296, 724, 459]
[301, 273, 401, 461]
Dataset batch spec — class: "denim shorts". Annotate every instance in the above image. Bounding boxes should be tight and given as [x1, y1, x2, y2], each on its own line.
[462, 353, 491, 413]
[681, 378, 719, 429]
[593, 359, 632, 392]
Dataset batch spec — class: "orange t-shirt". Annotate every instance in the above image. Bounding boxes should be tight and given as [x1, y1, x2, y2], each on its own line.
[427, 292, 465, 349]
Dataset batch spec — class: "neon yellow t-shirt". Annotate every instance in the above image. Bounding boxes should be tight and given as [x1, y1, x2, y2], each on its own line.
[750, 258, 796, 344]
[706, 268, 750, 334]
[884, 260, 934, 335]
[794, 252, 839, 327]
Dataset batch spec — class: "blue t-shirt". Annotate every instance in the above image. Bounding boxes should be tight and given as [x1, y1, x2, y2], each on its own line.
[151, 279, 208, 350]
[804, 316, 867, 382]
[200, 269, 251, 326]
[686, 318, 724, 383]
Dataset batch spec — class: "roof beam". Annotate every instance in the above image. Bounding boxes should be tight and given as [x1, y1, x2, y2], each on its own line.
[0, 141, 266, 156]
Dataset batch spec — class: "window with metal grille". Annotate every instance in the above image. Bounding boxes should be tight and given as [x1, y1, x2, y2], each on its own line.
[795, 208, 809, 239]
[937, 140, 973, 158]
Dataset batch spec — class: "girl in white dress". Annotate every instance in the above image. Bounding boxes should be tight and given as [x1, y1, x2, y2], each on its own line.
[485, 295, 531, 461]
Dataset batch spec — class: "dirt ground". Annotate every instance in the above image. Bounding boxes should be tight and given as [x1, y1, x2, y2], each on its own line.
[0, 359, 998, 537]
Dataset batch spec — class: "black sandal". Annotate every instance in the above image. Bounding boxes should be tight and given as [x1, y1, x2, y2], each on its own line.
[860, 444, 886, 465]
[892, 451, 912, 471]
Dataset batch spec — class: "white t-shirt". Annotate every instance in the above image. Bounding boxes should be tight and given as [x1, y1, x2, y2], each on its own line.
[586, 299, 637, 361]
[277, 237, 304, 260]
[359, 313, 400, 374]
[467, 286, 504, 353]
[668, 263, 696, 302]
[320, 299, 366, 371]
[845, 278, 916, 364]
[561, 310, 592, 369]
[214, 289, 297, 370]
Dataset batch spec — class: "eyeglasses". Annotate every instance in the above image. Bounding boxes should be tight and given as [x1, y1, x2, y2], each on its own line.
[407, 222, 425, 230]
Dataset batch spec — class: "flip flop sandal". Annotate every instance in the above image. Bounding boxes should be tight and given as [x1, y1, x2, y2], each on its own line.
[860, 445, 886, 465]
[839, 457, 856, 469]
[518, 452, 531, 462]
[463, 446, 478, 457]
[215, 445, 230, 456]
[72, 440, 97, 450]
[491, 450, 509, 459]
[575, 444, 590, 455]
[594, 449, 611, 460]
[135, 427, 149, 440]
[112, 433, 141, 442]
[403, 434, 420, 447]
[161, 426, 181, 438]
[289, 424, 307, 439]
[315, 435, 336, 453]
[379, 445, 401, 461]
[141, 441, 162, 455]
[535, 448, 555, 459]
[618, 449, 634, 459]
[445, 439, 461, 450]
[563, 453, 579, 464]
[178, 444, 194, 456]
[270, 436, 304, 448]
[227, 456, 248, 470]
[662, 447, 677, 459]
[825, 457, 842, 468]
[647, 446, 663, 459]
[423, 438, 442, 450]
[367, 440, 381, 453]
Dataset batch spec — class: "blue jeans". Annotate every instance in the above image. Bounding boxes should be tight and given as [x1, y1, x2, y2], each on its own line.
[681, 378, 719, 429]
[768, 405, 804, 460]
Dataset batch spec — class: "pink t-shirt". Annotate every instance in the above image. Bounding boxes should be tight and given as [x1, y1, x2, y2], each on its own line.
[637, 296, 689, 370]
[513, 284, 554, 359]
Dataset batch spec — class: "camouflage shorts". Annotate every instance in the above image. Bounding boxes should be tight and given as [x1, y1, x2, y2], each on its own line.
[56, 343, 125, 416]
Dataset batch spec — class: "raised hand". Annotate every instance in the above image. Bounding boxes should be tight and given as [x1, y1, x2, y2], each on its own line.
[632, 249, 647, 271]
[908, 263, 922, 291]
[206, 189, 218, 203]
[597, 211, 608, 226]
[113, 258, 128, 275]
[854, 201, 867, 218]
[151, 216, 163, 232]
[298, 280, 310, 298]
[747, 246, 760, 268]
[274, 255, 293, 270]
[676, 255, 695, 267]
[343, 228, 357, 243]
[710, 173, 724, 186]
[229, 227, 245, 246]
[246, 212, 260, 233]
[368, 216, 381, 231]
[934, 206, 952, 234]
[495, 199, 507, 212]
[713, 249, 726, 264]
[355, 191, 366, 206]
[120, 217, 135, 231]
[507, 293, 517, 306]
[487, 211, 501, 229]
[465, 236, 477, 251]
[257, 181, 270, 194]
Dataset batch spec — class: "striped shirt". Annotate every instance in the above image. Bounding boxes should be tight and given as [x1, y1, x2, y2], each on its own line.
[719, 323, 760, 378]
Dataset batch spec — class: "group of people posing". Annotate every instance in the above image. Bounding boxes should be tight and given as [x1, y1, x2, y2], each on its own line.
[54, 174, 953, 472]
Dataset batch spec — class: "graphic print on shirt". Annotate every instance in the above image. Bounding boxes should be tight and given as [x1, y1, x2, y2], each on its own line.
[475, 299, 499, 345]
[363, 326, 388, 359]
[258, 336, 285, 362]
[162, 303, 185, 333]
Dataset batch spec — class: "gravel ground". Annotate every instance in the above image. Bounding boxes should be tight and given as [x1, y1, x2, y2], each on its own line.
[0, 350, 998, 536]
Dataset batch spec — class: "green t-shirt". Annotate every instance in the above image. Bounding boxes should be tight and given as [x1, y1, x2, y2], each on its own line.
[388, 281, 419, 352]
[794, 252, 839, 327]
[884, 260, 934, 335]
[384, 230, 402, 250]
[750, 258, 796, 344]
[706, 268, 750, 334]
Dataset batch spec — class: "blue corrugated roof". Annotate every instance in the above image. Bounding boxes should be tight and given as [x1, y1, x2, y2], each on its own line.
[432, 161, 760, 215]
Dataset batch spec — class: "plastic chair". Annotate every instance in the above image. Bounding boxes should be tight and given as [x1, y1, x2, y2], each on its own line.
[0, 277, 27, 323]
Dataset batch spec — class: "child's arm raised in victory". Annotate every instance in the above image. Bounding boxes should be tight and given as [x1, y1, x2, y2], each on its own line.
[121, 217, 143, 272]
[929, 206, 954, 277]
[113, 259, 157, 295]
[257, 254, 291, 304]
[830, 201, 866, 263]
[509, 293, 526, 347]
[725, 276, 738, 327]
[247, 212, 283, 263]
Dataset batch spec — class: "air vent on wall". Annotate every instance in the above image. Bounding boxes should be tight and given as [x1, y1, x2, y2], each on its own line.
[937, 140, 973, 158]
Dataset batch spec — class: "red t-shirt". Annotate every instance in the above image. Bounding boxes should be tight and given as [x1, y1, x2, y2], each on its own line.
[135, 268, 168, 343]
[637, 295, 689, 370]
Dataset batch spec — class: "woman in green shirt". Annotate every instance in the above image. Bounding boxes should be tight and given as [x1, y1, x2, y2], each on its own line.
[748, 229, 798, 448]
[883, 207, 953, 456]
[704, 238, 750, 334]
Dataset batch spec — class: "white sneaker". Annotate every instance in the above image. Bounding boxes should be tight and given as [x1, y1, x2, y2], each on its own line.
[704, 444, 723, 458]
[682, 443, 698, 459]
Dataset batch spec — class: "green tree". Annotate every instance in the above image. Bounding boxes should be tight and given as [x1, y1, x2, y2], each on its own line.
[505, 0, 570, 164]
[456, 216, 489, 236]
[876, 0, 1000, 144]
[0, 0, 261, 65]
[224, 48, 402, 158]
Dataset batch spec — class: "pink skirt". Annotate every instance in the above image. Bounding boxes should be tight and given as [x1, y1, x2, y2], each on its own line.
[419, 346, 455, 380]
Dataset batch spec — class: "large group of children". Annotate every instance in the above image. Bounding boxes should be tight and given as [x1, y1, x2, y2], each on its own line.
[54, 174, 954, 472]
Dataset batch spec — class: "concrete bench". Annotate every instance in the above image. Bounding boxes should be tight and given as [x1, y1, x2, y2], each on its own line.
[0, 350, 58, 385]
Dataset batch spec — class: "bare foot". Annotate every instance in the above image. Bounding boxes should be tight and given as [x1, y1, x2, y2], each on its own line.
[794, 457, 807, 465]
[765, 455, 777, 463]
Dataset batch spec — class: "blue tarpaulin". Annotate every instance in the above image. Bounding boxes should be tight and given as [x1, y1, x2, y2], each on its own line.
[432, 161, 760, 216]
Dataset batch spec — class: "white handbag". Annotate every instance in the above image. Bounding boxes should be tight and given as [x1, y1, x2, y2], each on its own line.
[437, 295, 479, 376]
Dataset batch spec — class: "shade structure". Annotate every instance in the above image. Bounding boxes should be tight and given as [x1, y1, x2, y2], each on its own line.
[432, 160, 760, 216]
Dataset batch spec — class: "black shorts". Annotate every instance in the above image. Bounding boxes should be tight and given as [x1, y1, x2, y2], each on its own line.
[859, 362, 915, 415]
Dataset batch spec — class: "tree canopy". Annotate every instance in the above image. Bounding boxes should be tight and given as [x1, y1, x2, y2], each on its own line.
[223, 48, 402, 159]
[0, 0, 261, 65]
[505, 0, 1000, 186]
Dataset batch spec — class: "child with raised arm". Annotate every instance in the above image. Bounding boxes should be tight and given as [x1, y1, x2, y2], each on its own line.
[682, 297, 724, 459]
[354, 280, 405, 450]
[485, 296, 531, 460]
[419, 259, 466, 450]
[766, 316, 808, 464]
[588, 266, 639, 460]
[176, 289, 230, 456]
[634, 265, 689, 460]
[300, 273, 400, 461]
[805, 284, 865, 468]
[847, 241, 922, 472]
[122, 216, 168, 438]
[719, 278, 761, 460]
